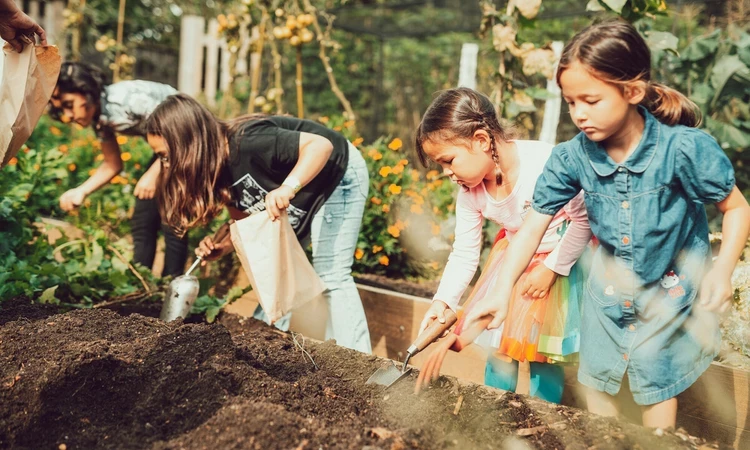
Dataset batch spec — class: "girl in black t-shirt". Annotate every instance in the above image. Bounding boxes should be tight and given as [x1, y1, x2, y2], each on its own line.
[146, 93, 372, 353]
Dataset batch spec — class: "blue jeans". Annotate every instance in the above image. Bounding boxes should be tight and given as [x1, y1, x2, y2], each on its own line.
[254, 144, 372, 353]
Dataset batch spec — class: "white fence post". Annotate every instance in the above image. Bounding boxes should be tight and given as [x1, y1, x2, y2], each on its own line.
[539, 41, 564, 145]
[458, 43, 479, 90]
[178, 15, 206, 97]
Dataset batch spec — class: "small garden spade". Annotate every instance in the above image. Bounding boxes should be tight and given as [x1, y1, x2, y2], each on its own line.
[366, 309, 457, 388]
[160, 223, 232, 322]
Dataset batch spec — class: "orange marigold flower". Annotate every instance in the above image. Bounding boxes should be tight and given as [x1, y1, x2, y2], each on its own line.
[372, 245, 383, 253]
[68, 163, 77, 171]
[410, 169, 420, 180]
[392, 164, 404, 175]
[428, 261, 439, 270]
[89, 169, 97, 176]
[382, 204, 390, 213]
[433, 206, 439, 214]
[352, 137, 364, 146]
[379, 166, 392, 177]
[395, 219, 406, 230]
[343, 120, 355, 128]
[49, 126, 62, 136]
[354, 248, 364, 260]
[60, 115, 71, 124]
[110, 175, 123, 184]
[399, 159, 409, 166]
[8, 157, 17, 165]
[388, 184, 402, 195]
[372, 151, 383, 161]
[410, 204, 423, 214]
[387, 225, 400, 238]
[414, 195, 424, 205]
[121, 152, 132, 161]
[33, 164, 40, 170]
[116, 136, 128, 145]
[134, 163, 141, 169]
[426, 169, 439, 180]
[59, 144, 69, 153]
[388, 138, 402, 151]
[333, 126, 342, 131]
[379, 255, 390, 266]
[95, 154, 104, 161]
[371, 197, 382, 205]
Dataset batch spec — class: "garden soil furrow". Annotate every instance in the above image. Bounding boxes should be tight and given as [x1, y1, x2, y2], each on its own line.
[0, 299, 722, 450]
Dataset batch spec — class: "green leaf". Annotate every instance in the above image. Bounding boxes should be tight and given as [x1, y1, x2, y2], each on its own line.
[586, 0, 606, 11]
[706, 117, 750, 149]
[38, 285, 59, 304]
[646, 31, 679, 54]
[682, 30, 721, 62]
[600, 0, 627, 13]
[205, 306, 223, 323]
[524, 87, 556, 100]
[83, 241, 104, 273]
[710, 55, 750, 107]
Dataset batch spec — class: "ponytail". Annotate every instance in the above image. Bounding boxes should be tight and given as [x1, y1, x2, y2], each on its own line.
[643, 82, 701, 128]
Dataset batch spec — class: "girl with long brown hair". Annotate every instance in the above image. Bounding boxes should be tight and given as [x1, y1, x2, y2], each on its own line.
[465, 19, 750, 428]
[145, 93, 371, 353]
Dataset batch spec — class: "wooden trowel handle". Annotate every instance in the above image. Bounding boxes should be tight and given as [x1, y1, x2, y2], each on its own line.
[213, 220, 233, 242]
[451, 315, 494, 352]
[410, 309, 458, 354]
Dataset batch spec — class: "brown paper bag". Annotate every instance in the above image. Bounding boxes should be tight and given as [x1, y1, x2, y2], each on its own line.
[1, 43, 61, 166]
[230, 211, 326, 323]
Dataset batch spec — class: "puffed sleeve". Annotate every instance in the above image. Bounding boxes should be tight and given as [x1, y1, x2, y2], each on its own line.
[675, 128, 735, 204]
[532, 142, 582, 216]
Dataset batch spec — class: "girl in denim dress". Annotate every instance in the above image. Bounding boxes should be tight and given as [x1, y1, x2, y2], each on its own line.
[415, 88, 592, 403]
[465, 20, 750, 428]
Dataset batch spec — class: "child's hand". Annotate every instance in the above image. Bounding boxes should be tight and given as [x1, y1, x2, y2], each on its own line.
[465, 285, 512, 330]
[418, 300, 451, 336]
[264, 185, 296, 221]
[195, 235, 233, 263]
[699, 266, 734, 313]
[60, 187, 86, 211]
[521, 264, 558, 299]
[134, 170, 158, 200]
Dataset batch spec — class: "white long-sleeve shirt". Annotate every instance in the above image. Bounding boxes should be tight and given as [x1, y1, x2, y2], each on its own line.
[434, 140, 592, 311]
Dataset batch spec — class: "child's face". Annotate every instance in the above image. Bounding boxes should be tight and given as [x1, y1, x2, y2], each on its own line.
[421, 135, 494, 189]
[59, 92, 97, 128]
[560, 61, 642, 144]
[147, 133, 170, 168]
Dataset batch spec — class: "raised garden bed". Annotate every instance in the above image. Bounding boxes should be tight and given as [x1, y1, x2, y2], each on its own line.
[0, 297, 720, 450]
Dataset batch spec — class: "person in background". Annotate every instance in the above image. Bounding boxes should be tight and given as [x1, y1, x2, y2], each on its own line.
[465, 20, 750, 428]
[49, 62, 188, 277]
[415, 87, 591, 403]
[145, 93, 372, 354]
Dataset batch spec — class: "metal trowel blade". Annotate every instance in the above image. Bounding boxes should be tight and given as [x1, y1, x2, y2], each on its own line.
[365, 361, 412, 388]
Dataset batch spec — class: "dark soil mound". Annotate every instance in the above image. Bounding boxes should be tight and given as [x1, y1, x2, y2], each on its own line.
[0, 305, 720, 450]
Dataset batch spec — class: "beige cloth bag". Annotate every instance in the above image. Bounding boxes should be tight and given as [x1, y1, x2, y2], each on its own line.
[0, 43, 61, 166]
[230, 211, 326, 323]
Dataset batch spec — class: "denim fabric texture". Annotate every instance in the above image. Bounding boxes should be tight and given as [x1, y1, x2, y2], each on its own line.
[254, 143, 372, 354]
[531, 108, 734, 405]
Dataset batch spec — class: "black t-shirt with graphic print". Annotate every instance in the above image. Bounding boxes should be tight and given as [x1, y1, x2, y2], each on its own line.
[227, 116, 349, 242]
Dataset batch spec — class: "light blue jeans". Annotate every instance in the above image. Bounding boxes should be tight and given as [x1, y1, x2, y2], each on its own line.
[254, 143, 372, 354]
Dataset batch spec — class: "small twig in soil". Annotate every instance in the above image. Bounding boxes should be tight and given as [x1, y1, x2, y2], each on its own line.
[294, 439, 309, 450]
[291, 332, 318, 370]
[453, 395, 464, 416]
[107, 245, 152, 293]
[516, 425, 547, 437]
[92, 291, 152, 309]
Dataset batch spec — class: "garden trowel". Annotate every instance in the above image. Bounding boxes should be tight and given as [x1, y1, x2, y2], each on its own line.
[366, 309, 458, 388]
[160, 222, 232, 322]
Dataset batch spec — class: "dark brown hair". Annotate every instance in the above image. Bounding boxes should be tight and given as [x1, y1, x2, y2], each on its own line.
[557, 19, 700, 127]
[415, 87, 512, 184]
[145, 94, 259, 236]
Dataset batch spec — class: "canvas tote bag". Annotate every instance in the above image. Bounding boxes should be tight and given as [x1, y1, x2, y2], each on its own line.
[230, 211, 326, 323]
[0, 42, 61, 166]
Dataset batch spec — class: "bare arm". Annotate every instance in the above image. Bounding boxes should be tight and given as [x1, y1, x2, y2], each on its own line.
[60, 138, 123, 211]
[0, 0, 47, 51]
[700, 186, 750, 311]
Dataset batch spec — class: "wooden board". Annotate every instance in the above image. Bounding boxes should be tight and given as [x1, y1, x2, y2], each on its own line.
[225, 282, 750, 449]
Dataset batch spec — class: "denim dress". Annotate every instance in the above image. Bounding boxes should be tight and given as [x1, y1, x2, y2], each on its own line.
[532, 108, 736, 405]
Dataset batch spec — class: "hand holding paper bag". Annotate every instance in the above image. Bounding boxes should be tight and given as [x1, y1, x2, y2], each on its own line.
[230, 211, 326, 324]
[0, 42, 61, 166]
